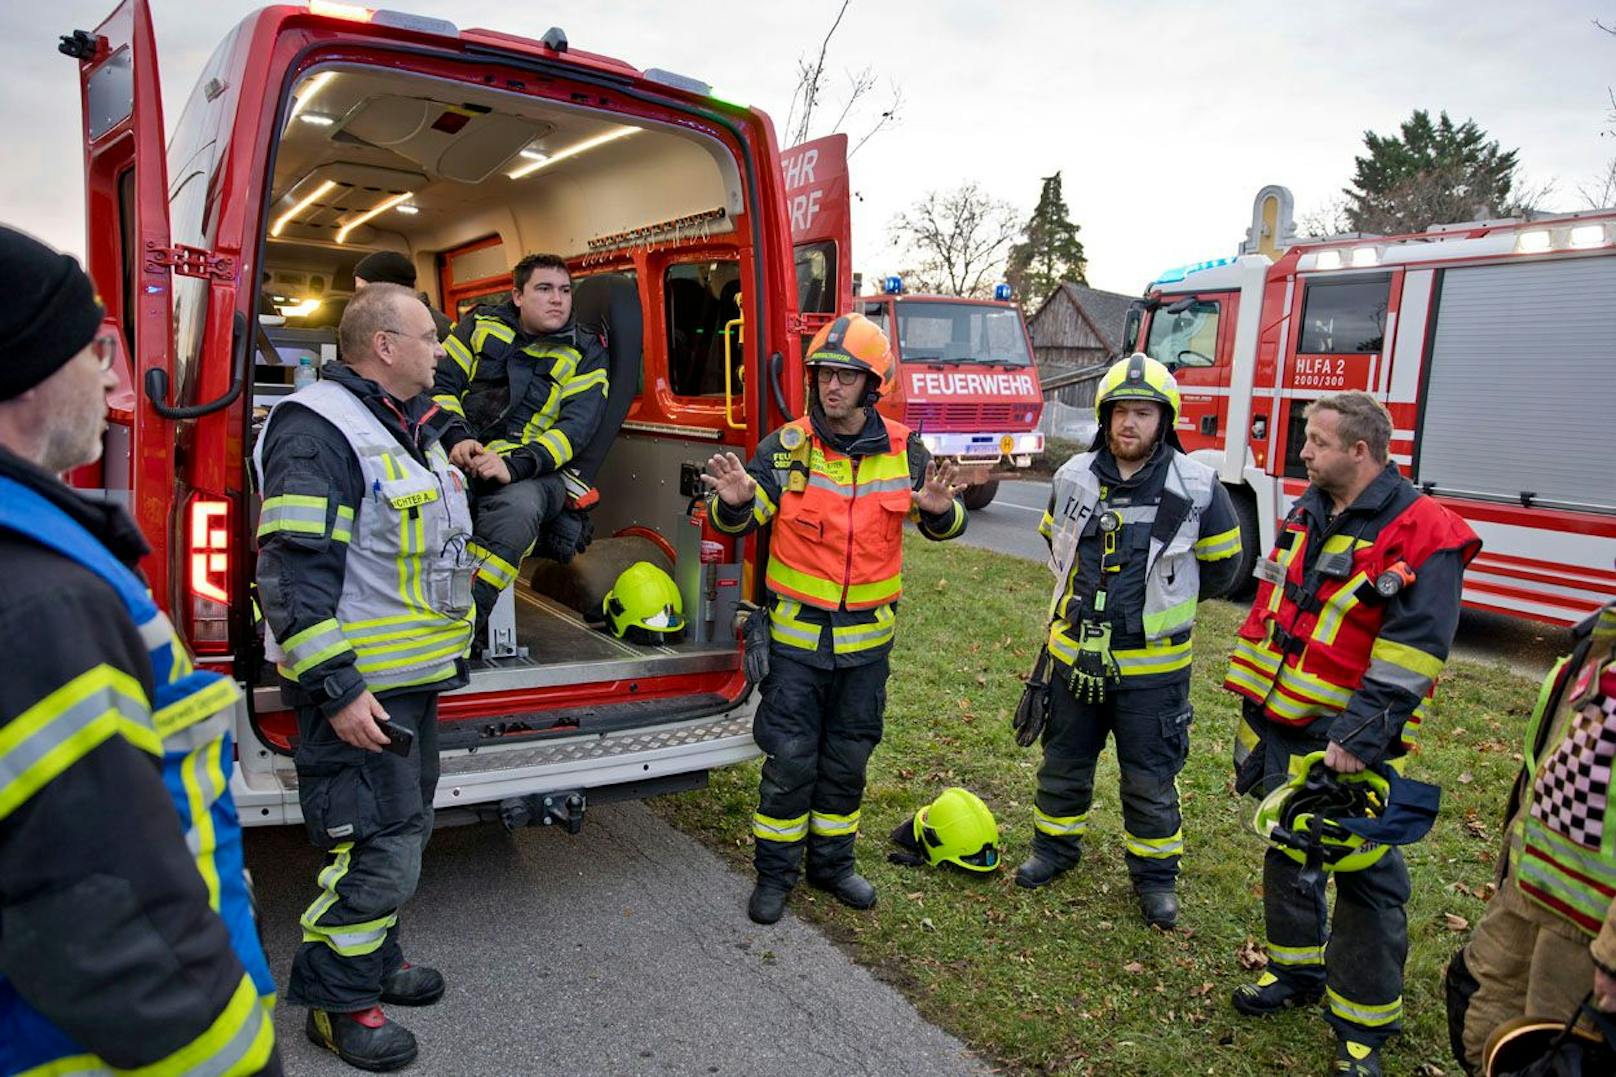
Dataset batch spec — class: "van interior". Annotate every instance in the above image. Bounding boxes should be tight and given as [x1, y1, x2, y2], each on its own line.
[251, 63, 756, 740]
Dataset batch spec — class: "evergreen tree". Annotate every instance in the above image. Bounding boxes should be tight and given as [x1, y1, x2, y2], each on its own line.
[1005, 172, 1087, 302]
[1344, 109, 1520, 234]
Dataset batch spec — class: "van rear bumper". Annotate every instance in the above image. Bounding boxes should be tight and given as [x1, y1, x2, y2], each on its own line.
[231, 690, 760, 827]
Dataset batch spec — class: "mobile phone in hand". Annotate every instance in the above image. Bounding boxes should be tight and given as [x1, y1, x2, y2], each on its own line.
[380, 722, 415, 757]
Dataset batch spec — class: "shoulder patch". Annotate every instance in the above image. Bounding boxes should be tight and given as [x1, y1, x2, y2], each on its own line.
[770, 452, 793, 468]
[781, 425, 804, 450]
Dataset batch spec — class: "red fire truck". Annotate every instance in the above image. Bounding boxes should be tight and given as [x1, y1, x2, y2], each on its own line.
[1127, 185, 1616, 624]
[782, 134, 1044, 510]
[62, 0, 819, 827]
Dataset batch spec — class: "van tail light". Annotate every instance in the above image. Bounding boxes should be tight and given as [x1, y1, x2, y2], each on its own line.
[188, 496, 232, 654]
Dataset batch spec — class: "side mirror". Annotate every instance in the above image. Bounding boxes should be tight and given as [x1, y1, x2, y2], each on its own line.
[1165, 296, 1198, 315]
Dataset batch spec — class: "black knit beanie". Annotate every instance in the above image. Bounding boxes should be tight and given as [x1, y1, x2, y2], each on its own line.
[353, 250, 417, 288]
[0, 226, 105, 400]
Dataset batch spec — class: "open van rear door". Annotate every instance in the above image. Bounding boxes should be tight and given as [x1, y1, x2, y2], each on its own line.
[65, 0, 177, 599]
[782, 134, 853, 328]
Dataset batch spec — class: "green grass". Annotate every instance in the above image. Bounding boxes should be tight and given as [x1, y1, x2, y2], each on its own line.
[651, 536, 1537, 1075]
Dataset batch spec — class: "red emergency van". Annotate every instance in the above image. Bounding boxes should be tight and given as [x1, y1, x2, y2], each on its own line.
[64, 0, 817, 827]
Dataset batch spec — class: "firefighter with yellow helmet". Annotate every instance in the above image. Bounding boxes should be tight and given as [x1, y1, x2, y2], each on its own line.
[1016, 353, 1242, 929]
[703, 312, 966, 925]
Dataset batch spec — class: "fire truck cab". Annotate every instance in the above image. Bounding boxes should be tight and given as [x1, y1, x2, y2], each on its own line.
[1128, 185, 1616, 622]
[781, 134, 1043, 510]
[64, 0, 814, 827]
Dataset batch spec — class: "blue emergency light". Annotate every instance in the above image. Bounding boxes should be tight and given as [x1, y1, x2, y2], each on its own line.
[993, 282, 1012, 301]
[883, 275, 904, 295]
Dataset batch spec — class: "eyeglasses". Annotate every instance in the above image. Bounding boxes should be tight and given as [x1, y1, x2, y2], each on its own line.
[814, 367, 865, 386]
[90, 333, 119, 372]
[382, 327, 439, 346]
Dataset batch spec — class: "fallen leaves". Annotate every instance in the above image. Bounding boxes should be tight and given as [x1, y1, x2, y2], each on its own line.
[1442, 912, 1470, 932]
[1122, 961, 1146, 974]
[1236, 938, 1268, 970]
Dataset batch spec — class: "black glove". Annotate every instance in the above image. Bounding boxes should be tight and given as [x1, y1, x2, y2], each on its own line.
[1012, 646, 1052, 748]
[536, 508, 594, 564]
[740, 602, 771, 684]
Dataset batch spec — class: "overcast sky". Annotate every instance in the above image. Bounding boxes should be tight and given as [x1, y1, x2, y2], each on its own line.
[4, 1, 1612, 298]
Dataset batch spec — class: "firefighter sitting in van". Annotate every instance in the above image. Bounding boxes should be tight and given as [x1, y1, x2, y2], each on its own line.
[703, 312, 967, 925]
[430, 253, 610, 641]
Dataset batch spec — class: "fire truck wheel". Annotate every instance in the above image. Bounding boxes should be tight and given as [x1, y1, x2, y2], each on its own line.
[1227, 487, 1260, 600]
[961, 480, 999, 511]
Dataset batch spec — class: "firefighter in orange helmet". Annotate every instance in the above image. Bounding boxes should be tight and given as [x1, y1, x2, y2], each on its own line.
[703, 313, 967, 925]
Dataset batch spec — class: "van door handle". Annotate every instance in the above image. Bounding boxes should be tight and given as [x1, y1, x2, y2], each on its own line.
[1200, 414, 1217, 435]
[768, 350, 795, 422]
[144, 311, 246, 420]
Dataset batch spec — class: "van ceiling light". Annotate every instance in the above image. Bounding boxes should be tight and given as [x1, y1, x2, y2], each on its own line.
[336, 192, 415, 243]
[1350, 247, 1379, 268]
[507, 127, 638, 180]
[287, 71, 335, 124]
[1569, 224, 1605, 249]
[271, 179, 338, 237]
[298, 113, 336, 127]
[1315, 249, 1343, 271]
[394, 203, 419, 215]
[1516, 229, 1552, 254]
[276, 297, 322, 318]
[518, 147, 548, 161]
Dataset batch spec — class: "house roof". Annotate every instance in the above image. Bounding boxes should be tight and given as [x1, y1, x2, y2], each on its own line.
[1050, 282, 1137, 354]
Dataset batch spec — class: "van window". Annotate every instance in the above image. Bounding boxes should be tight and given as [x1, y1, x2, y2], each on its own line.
[1299, 275, 1390, 354]
[1145, 300, 1219, 369]
[666, 260, 741, 396]
[794, 241, 836, 315]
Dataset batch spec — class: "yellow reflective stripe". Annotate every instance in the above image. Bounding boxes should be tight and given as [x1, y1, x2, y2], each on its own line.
[846, 571, 902, 606]
[471, 318, 515, 350]
[708, 498, 752, 535]
[443, 333, 476, 377]
[1124, 828, 1184, 859]
[180, 735, 225, 910]
[350, 622, 471, 656]
[485, 439, 518, 456]
[1233, 636, 1283, 676]
[257, 493, 328, 538]
[153, 677, 240, 742]
[1142, 596, 1197, 638]
[561, 367, 608, 399]
[355, 635, 470, 675]
[1194, 525, 1241, 561]
[810, 809, 860, 836]
[432, 392, 466, 417]
[1267, 941, 1325, 966]
[1113, 636, 1192, 677]
[1370, 637, 1445, 681]
[768, 601, 822, 651]
[303, 913, 399, 956]
[1275, 662, 1353, 708]
[832, 605, 895, 654]
[1320, 534, 1373, 557]
[766, 560, 843, 606]
[0, 665, 158, 823]
[1326, 987, 1402, 1027]
[1033, 805, 1088, 836]
[1038, 510, 1054, 540]
[537, 427, 572, 468]
[1224, 660, 1274, 701]
[752, 485, 777, 525]
[1267, 539, 1301, 614]
[752, 811, 809, 842]
[331, 504, 355, 544]
[468, 541, 520, 591]
[278, 618, 353, 678]
[1312, 571, 1366, 646]
[926, 498, 966, 539]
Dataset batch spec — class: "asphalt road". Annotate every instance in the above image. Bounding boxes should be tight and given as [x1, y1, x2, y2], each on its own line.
[960, 479, 1569, 680]
[247, 803, 986, 1077]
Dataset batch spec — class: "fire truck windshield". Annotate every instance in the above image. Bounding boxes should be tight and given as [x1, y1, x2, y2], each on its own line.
[1144, 299, 1220, 368]
[878, 301, 1032, 366]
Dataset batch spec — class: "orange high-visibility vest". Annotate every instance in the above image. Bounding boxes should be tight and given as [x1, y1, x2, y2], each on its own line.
[765, 415, 913, 611]
[1224, 493, 1478, 747]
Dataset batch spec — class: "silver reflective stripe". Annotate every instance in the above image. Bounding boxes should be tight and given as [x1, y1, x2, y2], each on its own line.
[832, 621, 894, 649]
[138, 610, 174, 652]
[859, 476, 911, 495]
[165, 709, 233, 754]
[769, 617, 821, 649]
[1113, 645, 1189, 672]
[0, 685, 151, 793]
[1364, 657, 1434, 698]
[258, 497, 327, 535]
[281, 621, 349, 674]
[189, 983, 271, 1077]
[806, 473, 849, 496]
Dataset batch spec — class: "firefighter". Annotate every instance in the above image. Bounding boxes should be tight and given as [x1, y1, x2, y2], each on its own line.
[428, 253, 609, 643]
[0, 226, 279, 1076]
[352, 249, 453, 341]
[1445, 598, 1616, 1074]
[703, 312, 966, 925]
[1223, 391, 1480, 1077]
[1017, 353, 1243, 929]
[256, 283, 477, 1070]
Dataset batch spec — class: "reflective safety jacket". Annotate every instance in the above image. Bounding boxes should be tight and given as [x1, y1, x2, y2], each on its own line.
[1224, 463, 1480, 765]
[1507, 602, 1616, 943]
[1039, 446, 1242, 685]
[255, 369, 475, 710]
[431, 301, 609, 483]
[0, 452, 277, 1077]
[709, 407, 965, 668]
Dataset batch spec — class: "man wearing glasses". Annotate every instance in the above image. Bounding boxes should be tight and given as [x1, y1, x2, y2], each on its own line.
[704, 312, 966, 925]
[255, 283, 476, 1071]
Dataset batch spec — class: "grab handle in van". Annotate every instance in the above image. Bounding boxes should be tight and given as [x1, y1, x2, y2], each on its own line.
[768, 350, 795, 422]
[722, 313, 746, 431]
[144, 311, 247, 420]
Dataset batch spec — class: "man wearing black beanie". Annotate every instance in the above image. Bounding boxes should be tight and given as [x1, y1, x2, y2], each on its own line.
[352, 249, 453, 341]
[0, 226, 281, 1075]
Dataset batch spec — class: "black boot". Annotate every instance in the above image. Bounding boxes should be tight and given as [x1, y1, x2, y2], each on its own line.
[1231, 972, 1324, 1017]
[306, 1007, 418, 1072]
[1331, 1037, 1382, 1076]
[381, 962, 445, 1006]
[810, 873, 877, 910]
[748, 883, 790, 925]
[1014, 852, 1075, 890]
[1138, 889, 1178, 929]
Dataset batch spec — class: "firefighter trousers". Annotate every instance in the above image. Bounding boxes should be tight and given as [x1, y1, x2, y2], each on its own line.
[1257, 715, 1411, 1047]
[1447, 865, 1597, 1074]
[286, 691, 440, 1012]
[751, 651, 887, 890]
[468, 472, 566, 619]
[1031, 673, 1192, 893]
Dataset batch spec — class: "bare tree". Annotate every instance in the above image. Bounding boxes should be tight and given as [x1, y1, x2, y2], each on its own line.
[888, 184, 1021, 298]
[1298, 196, 1352, 237]
[1579, 155, 1616, 209]
[782, 0, 902, 156]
